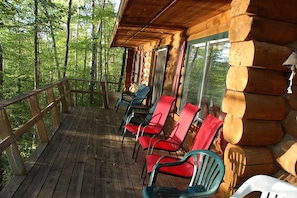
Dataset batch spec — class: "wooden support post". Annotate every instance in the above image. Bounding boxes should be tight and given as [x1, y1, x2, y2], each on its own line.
[0, 109, 26, 175]
[46, 87, 60, 131]
[100, 77, 109, 109]
[28, 95, 48, 143]
[58, 82, 69, 113]
[125, 49, 134, 91]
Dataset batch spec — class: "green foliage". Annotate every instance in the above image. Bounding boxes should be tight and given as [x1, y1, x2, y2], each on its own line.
[0, 0, 123, 90]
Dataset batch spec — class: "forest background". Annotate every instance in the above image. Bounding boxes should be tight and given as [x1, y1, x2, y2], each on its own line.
[0, 0, 123, 99]
[0, 0, 123, 189]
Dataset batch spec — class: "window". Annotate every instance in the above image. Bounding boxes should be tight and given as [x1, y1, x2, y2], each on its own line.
[180, 33, 230, 121]
[151, 47, 168, 103]
[133, 54, 141, 84]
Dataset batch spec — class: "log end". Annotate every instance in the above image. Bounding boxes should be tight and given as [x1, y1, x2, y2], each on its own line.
[276, 142, 297, 176]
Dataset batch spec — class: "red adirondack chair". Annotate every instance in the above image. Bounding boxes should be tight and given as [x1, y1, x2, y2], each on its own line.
[134, 103, 200, 161]
[142, 114, 223, 183]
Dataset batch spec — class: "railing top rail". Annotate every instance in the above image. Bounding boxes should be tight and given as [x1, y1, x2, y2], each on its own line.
[0, 79, 67, 109]
[67, 78, 106, 83]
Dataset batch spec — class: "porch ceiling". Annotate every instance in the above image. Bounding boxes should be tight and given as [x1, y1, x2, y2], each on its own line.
[110, 0, 231, 48]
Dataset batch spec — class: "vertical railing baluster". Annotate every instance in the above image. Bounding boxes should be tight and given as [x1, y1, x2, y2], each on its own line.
[46, 87, 60, 133]
[0, 109, 26, 175]
[28, 94, 49, 143]
[57, 81, 69, 113]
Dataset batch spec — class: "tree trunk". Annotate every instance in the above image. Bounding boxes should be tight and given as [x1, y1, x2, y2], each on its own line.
[0, 44, 3, 99]
[34, 0, 40, 89]
[89, 0, 106, 104]
[63, 0, 72, 78]
[89, 0, 97, 104]
[40, 1, 61, 80]
[0, 45, 2, 190]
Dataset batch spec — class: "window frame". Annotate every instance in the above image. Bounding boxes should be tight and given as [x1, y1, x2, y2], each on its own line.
[179, 32, 229, 121]
[150, 46, 169, 104]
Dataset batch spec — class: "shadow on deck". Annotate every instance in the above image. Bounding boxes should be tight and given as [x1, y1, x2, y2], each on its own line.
[1, 106, 189, 198]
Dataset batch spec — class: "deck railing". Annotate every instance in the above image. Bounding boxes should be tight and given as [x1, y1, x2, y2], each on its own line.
[0, 78, 110, 191]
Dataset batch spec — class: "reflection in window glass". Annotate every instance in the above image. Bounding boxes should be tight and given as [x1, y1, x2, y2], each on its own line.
[133, 54, 141, 84]
[180, 36, 230, 121]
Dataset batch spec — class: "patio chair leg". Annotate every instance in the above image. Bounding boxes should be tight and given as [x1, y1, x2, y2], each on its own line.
[142, 171, 147, 185]
[141, 160, 147, 178]
[121, 130, 126, 144]
[132, 141, 138, 158]
[134, 143, 141, 162]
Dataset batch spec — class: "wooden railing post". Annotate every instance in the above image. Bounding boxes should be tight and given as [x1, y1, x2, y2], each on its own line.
[46, 87, 60, 132]
[100, 77, 109, 109]
[28, 95, 49, 143]
[64, 79, 74, 106]
[0, 109, 26, 175]
[58, 81, 69, 113]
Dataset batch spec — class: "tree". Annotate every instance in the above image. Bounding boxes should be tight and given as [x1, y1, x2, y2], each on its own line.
[63, 0, 73, 78]
[0, 44, 3, 98]
[0, 0, 123, 95]
[40, 0, 62, 80]
[34, 0, 40, 89]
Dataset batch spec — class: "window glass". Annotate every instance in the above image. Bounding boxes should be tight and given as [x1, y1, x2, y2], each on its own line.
[180, 34, 230, 121]
[133, 54, 140, 84]
[151, 47, 168, 103]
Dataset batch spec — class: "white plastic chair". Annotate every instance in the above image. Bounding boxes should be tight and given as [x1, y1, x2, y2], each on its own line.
[230, 175, 297, 198]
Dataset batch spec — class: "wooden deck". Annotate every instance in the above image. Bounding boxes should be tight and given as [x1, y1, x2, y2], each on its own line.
[2, 106, 189, 198]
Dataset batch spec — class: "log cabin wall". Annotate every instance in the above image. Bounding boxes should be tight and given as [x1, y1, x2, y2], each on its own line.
[141, 43, 155, 86]
[220, 0, 297, 197]
[113, 0, 297, 197]
[161, 32, 184, 97]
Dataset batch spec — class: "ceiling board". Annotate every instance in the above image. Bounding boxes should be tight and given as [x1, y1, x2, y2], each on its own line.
[111, 0, 231, 48]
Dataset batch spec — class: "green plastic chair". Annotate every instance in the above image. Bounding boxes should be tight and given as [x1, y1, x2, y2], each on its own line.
[119, 98, 159, 130]
[142, 150, 225, 198]
[115, 85, 150, 112]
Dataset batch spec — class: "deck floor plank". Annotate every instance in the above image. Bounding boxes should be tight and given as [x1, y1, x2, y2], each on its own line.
[53, 107, 89, 198]
[3, 107, 188, 198]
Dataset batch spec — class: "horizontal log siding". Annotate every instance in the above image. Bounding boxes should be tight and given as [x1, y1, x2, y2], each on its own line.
[221, 0, 297, 197]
